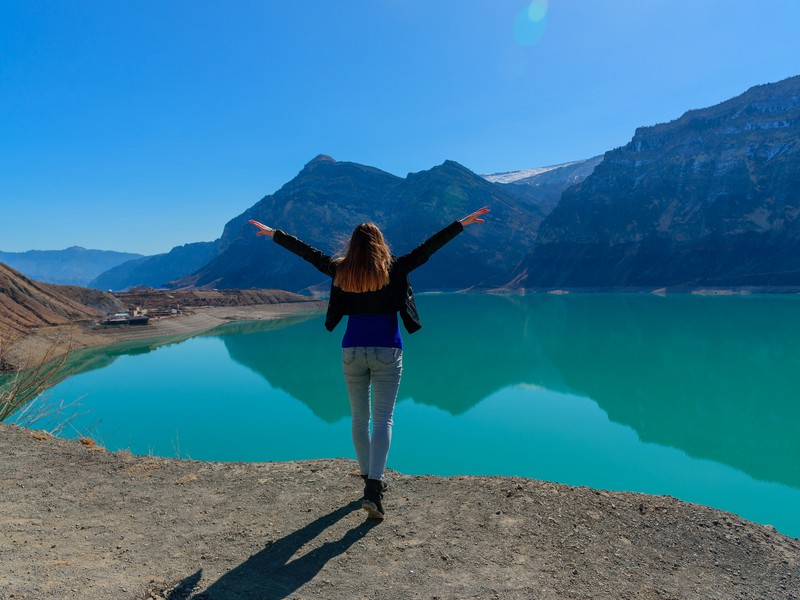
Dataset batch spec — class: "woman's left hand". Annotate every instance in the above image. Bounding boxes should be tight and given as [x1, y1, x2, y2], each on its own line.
[460, 206, 490, 226]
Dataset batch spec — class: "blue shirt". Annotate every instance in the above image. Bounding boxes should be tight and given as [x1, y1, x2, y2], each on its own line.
[341, 313, 403, 348]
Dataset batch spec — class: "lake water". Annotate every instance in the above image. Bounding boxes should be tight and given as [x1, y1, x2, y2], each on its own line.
[44, 294, 800, 538]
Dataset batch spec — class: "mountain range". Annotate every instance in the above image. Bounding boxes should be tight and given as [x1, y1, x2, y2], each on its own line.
[92, 153, 597, 293]
[0, 247, 142, 287]
[6, 75, 800, 292]
[174, 156, 552, 293]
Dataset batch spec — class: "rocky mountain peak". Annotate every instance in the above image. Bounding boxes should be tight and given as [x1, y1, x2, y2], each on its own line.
[304, 154, 337, 167]
[403, 160, 490, 190]
[428, 159, 477, 178]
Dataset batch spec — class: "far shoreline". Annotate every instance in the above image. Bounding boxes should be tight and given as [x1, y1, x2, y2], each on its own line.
[4, 299, 327, 373]
[8, 285, 800, 371]
[480, 285, 800, 295]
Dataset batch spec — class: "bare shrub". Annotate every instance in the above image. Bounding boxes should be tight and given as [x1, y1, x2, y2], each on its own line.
[0, 331, 80, 435]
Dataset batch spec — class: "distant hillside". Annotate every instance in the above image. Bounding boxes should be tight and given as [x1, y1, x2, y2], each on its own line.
[0, 262, 118, 338]
[517, 75, 800, 289]
[90, 240, 220, 291]
[484, 160, 588, 184]
[174, 155, 547, 292]
[485, 153, 600, 182]
[491, 155, 604, 215]
[44, 284, 124, 315]
[0, 247, 143, 287]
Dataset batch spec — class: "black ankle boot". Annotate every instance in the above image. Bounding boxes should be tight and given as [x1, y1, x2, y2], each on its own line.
[360, 474, 388, 491]
[362, 478, 385, 519]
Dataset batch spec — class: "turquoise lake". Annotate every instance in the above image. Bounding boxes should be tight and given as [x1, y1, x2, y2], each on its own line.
[43, 294, 800, 538]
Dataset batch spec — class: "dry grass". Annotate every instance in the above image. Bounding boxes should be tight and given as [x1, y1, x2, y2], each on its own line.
[78, 437, 104, 451]
[0, 330, 78, 434]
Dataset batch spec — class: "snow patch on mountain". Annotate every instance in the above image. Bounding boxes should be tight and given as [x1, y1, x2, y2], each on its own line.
[482, 160, 586, 184]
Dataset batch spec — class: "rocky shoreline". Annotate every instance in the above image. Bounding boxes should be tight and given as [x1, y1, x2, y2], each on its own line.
[1, 424, 797, 599]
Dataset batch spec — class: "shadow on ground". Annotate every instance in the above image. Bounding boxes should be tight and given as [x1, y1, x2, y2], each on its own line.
[174, 501, 379, 599]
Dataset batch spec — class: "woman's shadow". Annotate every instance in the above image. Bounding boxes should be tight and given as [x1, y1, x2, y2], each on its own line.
[177, 501, 379, 599]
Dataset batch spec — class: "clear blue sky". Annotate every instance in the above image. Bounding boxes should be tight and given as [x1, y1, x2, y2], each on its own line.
[2, 0, 799, 255]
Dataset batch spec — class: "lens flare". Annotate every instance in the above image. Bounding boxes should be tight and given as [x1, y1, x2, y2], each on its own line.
[514, 0, 549, 46]
[527, 0, 548, 22]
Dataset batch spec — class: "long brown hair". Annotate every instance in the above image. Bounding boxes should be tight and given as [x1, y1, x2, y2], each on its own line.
[333, 222, 392, 292]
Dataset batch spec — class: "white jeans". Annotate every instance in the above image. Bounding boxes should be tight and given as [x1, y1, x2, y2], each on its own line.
[342, 346, 403, 480]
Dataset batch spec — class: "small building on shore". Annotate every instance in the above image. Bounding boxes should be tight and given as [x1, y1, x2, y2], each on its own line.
[101, 313, 150, 327]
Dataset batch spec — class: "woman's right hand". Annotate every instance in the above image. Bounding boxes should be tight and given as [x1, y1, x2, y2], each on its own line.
[249, 219, 275, 237]
[459, 206, 490, 226]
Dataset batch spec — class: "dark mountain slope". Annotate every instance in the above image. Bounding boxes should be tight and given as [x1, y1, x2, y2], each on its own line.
[518, 75, 800, 289]
[385, 160, 543, 290]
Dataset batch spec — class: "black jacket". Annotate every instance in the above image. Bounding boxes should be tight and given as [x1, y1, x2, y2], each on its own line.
[272, 221, 464, 333]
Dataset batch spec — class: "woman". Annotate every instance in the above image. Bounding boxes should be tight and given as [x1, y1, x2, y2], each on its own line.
[250, 206, 489, 519]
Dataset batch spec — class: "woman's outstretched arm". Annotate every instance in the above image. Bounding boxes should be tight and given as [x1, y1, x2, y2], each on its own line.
[249, 219, 336, 277]
[396, 206, 490, 273]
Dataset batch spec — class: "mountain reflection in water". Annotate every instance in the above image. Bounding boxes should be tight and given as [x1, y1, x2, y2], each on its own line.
[48, 294, 800, 538]
[216, 294, 800, 491]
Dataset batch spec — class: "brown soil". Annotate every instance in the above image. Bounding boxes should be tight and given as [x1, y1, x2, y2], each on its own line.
[0, 263, 110, 337]
[1, 424, 797, 600]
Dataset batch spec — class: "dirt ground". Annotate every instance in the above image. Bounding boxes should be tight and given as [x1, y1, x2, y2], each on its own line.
[1, 424, 797, 600]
